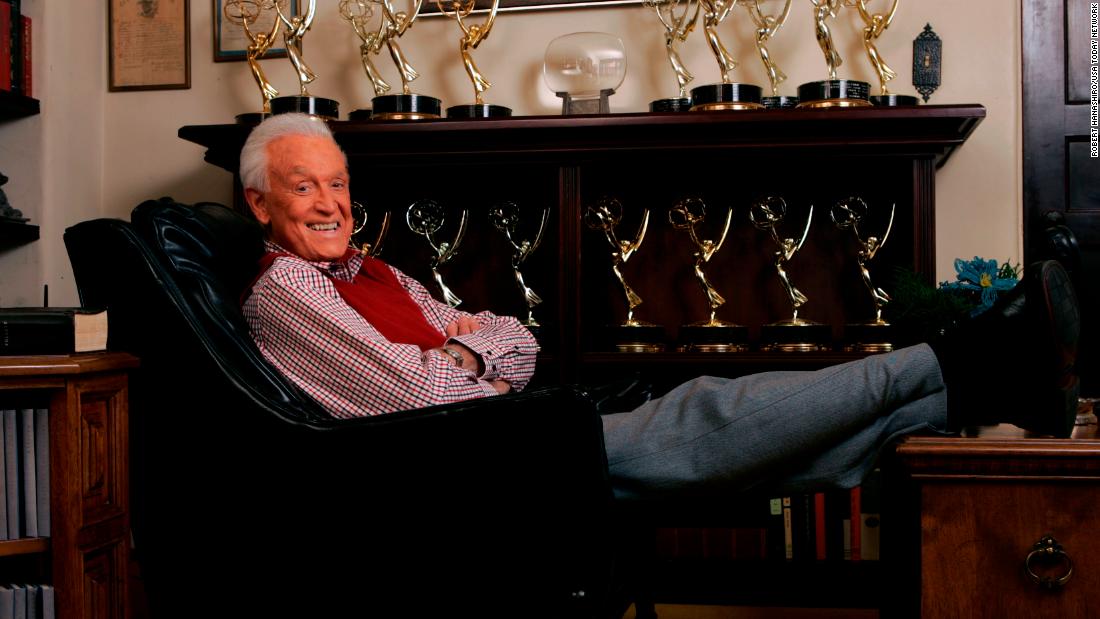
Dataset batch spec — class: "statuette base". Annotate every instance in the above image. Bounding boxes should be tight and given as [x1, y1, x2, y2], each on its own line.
[760, 319, 831, 353]
[797, 80, 872, 108]
[608, 323, 665, 353]
[650, 98, 694, 113]
[348, 109, 374, 121]
[841, 322, 894, 353]
[762, 96, 800, 109]
[270, 95, 340, 120]
[690, 83, 764, 111]
[679, 322, 750, 353]
[869, 94, 920, 107]
[372, 94, 442, 121]
[446, 103, 513, 119]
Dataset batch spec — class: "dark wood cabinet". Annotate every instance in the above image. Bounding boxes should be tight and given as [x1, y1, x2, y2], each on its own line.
[0, 353, 136, 619]
[181, 106, 983, 392]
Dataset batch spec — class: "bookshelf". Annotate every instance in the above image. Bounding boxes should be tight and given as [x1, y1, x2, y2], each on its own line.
[0, 352, 136, 619]
[0, 90, 40, 250]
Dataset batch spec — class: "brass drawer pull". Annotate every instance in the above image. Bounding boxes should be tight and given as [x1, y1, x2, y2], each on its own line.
[1024, 535, 1074, 589]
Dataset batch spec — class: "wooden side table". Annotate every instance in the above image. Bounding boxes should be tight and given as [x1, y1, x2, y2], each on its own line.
[893, 423, 1100, 618]
[0, 353, 138, 619]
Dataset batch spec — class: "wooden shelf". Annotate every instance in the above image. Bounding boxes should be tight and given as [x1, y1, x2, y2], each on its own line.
[0, 537, 48, 557]
[0, 219, 39, 248]
[0, 91, 40, 121]
[179, 105, 986, 173]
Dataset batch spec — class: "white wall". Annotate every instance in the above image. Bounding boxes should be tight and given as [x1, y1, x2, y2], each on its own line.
[0, 0, 1022, 307]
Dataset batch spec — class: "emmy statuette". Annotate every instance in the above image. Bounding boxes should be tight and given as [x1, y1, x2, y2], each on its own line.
[797, 0, 871, 108]
[832, 196, 895, 351]
[847, 0, 918, 106]
[489, 202, 549, 338]
[223, 0, 282, 123]
[369, 0, 443, 119]
[269, 0, 341, 119]
[744, 0, 799, 108]
[437, 0, 511, 118]
[751, 196, 830, 351]
[691, 0, 765, 111]
[585, 198, 665, 352]
[349, 200, 391, 257]
[669, 198, 748, 351]
[646, 0, 701, 112]
[407, 200, 468, 307]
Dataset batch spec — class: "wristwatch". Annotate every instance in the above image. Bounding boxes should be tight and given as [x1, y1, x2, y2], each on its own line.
[439, 347, 465, 368]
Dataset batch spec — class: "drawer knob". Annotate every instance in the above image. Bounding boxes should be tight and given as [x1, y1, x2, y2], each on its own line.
[1024, 535, 1074, 589]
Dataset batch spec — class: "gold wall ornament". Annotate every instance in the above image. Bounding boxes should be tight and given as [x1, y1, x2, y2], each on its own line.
[744, 0, 792, 97]
[646, 0, 701, 100]
[407, 200, 468, 307]
[488, 202, 549, 327]
[585, 198, 652, 327]
[340, 0, 391, 97]
[349, 200, 391, 257]
[223, 0, 282, 117]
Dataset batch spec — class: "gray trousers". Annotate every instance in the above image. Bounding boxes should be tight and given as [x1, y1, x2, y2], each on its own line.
[602, 344, 949, 500]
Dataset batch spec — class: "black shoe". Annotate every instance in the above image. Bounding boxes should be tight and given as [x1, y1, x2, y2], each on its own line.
[936, 260, 1080, 437]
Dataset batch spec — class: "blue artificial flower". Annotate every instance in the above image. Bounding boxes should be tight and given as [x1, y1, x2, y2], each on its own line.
[939, 256, 1018, 316]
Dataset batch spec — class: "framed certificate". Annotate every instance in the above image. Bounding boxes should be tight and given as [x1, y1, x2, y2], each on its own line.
[109, 0, 191, 91]
[213, 0, 299, 62]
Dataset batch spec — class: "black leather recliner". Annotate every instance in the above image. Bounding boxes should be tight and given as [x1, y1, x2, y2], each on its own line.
[64, 198, 620, 618]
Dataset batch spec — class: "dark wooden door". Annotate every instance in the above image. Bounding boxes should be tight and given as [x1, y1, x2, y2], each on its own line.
[1022, 0, 1099, 396]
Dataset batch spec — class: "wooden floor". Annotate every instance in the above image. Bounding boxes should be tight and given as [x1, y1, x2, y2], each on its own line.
[622, 605, 878, 619]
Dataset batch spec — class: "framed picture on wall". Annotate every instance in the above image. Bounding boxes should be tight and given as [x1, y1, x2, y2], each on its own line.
[419, 0, 640, 15]
[109, 0, 191, 91]
[213, 0, 299, 62]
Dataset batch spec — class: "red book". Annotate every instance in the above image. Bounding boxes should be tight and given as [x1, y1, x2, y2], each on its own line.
[0, 2, 11, 91]
[19, 15, 28, 96]
[814, 492, 827, 561]
[849, 486, 862, 561]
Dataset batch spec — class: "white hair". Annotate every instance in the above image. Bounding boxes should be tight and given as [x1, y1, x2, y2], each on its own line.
[239, 113, 345, 193]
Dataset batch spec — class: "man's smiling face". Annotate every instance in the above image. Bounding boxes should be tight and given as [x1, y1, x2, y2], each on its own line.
[246, 134, 352, 262]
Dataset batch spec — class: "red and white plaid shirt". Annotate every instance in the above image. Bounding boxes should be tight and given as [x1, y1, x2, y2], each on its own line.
[243, 241, 539, 418]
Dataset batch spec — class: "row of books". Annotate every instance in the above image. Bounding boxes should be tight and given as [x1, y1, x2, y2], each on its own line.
[0, 408, 49, 540]
[0, 0, 29, 95]
[655, 471, 882, 562]
[0, 584, 54, 619]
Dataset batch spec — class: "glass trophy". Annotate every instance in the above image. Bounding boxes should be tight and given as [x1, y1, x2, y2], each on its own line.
[690, 0, 764, 111]
[488, 201, 549, 337]
[832, 196, 895, 351]
[751, 196, 830, 351]
[436, 0, 511, 118]
[743, 0, 798, 108]
[848, 0, 919, 106]
[543, 32, 627, 114]
[669, 198, 748, 351]
[645, 0, 701, 113]
[269, 0, 341, 119]
[585, 198, 664, 351]
[407, 200, 468, 307]
[223, 0, 282, 123]
[369, 0, 443, 120]
[797, 0, 871, 108]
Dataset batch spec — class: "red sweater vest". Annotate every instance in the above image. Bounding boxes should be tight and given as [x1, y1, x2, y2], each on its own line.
[255, 252, 446, 351]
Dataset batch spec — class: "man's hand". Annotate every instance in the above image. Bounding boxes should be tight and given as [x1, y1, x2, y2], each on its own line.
[445, 316, 482, 337]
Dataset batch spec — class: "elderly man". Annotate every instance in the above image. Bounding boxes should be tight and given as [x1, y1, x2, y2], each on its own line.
[241, 113, 1080, 500]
